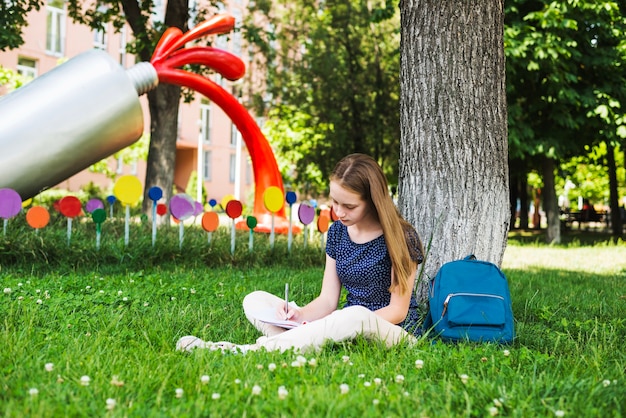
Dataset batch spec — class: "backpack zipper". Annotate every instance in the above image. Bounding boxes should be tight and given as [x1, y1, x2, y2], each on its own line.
[441, 293, 505, 318]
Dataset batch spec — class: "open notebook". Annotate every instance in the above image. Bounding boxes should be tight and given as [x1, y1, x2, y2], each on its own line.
[249, 304, 301, 329]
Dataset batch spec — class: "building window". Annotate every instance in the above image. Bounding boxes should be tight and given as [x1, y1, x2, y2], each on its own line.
[46, 0, 65, 56]
[93, 27, 107, 50]
[118, 26, 127, 66]
[229, 154, 236, 183]
[16, 57, 37, 80]
[203, 150, 212, 181]
[200, 100, 211, 143]
[230, 122, 238, 146]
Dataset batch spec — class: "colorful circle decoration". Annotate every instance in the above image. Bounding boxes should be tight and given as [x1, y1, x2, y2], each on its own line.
[298, 203, 316, 225]
[170, 194, 196, 221]
[59, 196, 82, 218]
[113, 175, 142, 206]
[318, 209, 331, 233]
[221, 194, 235, 210]
[22, 198, 33, 208]
[106, 195, 117, 205]
[194, 201, 204, 217]
[263, 186, 284, 213]
[201, 211, 219, 232]
[26, 206, 50, 229]
[148, 186, 163, 201]
[156, 203, 168, 216]
[91, 208, 107, 224]
[0, 188, 22, 219]
[246, 216, 258, 230]
[208, 198, 217, 208]
[225, 200, 243, 219]
[85, 198, 104, 213]
[285, 191, 297, 205]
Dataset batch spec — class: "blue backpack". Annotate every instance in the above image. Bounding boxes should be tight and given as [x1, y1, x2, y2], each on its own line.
[424, 255, 515, 343]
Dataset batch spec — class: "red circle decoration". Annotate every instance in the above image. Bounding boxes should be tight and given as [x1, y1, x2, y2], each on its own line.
[156, 203, 168, 216]
[59, 196, 82, 218]
[225, 200, 243, 219]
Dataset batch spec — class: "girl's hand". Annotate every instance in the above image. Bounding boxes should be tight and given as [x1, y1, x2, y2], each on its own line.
[277, 304, 302, 322]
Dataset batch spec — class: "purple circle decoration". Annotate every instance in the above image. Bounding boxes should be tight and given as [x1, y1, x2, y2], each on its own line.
[170, 194, 196, 221]
[85, 198, 105, 213]
[0, 188, 23, 219]
[298, 203, 315, 225]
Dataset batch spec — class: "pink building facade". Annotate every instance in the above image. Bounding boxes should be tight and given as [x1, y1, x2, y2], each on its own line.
[0, 0, 255, 206]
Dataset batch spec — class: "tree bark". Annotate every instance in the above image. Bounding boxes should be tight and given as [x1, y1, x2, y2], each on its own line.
[398, 0, 509, 302]
[540, 156, 560, 244]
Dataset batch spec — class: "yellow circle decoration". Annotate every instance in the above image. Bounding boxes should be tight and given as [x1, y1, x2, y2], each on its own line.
[113, 175, 143, 206]
[263, 186, 284, 213]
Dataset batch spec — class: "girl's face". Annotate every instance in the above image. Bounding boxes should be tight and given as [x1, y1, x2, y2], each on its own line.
[329, 181, 371, 227]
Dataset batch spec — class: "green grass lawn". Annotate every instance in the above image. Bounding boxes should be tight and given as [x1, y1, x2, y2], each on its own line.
[0, 224, 624, 417]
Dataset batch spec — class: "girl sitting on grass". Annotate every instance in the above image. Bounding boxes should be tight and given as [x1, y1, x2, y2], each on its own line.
[177, 153, 424, 353]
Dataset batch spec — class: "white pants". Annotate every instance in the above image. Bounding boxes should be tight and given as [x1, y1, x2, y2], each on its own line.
[242, 290, 416, 353]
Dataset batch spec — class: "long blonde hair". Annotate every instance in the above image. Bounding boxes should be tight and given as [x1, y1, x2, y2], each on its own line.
[330, 154, 423, 295]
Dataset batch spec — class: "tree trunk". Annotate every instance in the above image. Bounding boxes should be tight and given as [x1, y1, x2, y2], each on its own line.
[143, 84, 182, 213]
[540, 156, 560, 244]
[398, 0, 509, 303]
[606, 143, 623, 238]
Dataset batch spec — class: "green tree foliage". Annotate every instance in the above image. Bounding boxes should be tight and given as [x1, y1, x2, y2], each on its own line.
[0, 0, 44, 51]
[244, 0, 401, 193]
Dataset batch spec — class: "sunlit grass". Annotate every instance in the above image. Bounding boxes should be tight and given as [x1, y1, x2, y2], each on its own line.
[1, 226, 625, 417]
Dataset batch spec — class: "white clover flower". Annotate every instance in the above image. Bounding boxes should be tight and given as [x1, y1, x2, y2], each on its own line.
[175, 388, 183, 398]
[372, 399, 380, 405]
[129, 279, 134, 283]
[105, 398, 116, 410]
[278, 386, 288, 400]
[234, 379, 241, 384]
[171, 297, 176, 301]
[252, 385, 262, 395]
[44, 363, 54, 372]
[86, 286, 91, 290]
[143, 302, 149, 307]
[3, 288, 11, 294]
[503, 349, 510, 357]
[122, 297, 128, 302]
[36, 299, 43, 305]
[117, 291, 123, 296]
[602, 379, 611, 387]
[110, 376, 124, 387]
[489, 406, 499, 416]
[80, 375, 91, 386]
[308, 358, 317, 367]
[555, 410, 565, 417]
[99, 290, 105, 294]
[212, 393, 220, 400]
[256, 364, 264, 370]
[201, 375, 210, 384]
[395, 374, 405, 384]
[340, 383, 349, 394]
[190, 288, 196, 294]
[17, 296, 24, 301]
[295, 355, 307, 365]
[268, 363, 277, 372]
[460, 374, 469, 385]
[493, 398, 503, 407]
[404, 391, 409, 397]
[291, 361, 302, 368]
[415, 359, 424, 369]
[18, 283, 23, 287]
[36, 289, 41, 294]
[342, 355, 350, 363]
[29, 388, 39, 396]
[374, 378, 382, 385]
[364, 381, 371, 387]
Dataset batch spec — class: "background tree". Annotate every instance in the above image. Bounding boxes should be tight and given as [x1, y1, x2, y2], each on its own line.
[243, 0, 401, 194]
[0, 0, 43, 51]
[505, 0, 626, 241]
[398, 0, 510, 300]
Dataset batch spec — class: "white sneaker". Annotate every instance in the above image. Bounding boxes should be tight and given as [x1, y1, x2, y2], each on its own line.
[176, 335, 211, 352]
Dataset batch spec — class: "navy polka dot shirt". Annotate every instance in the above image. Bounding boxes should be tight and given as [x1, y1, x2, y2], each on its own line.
[326, 221, 423, 335]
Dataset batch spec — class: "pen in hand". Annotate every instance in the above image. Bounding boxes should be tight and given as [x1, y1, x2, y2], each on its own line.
[284, 283, 289, 320]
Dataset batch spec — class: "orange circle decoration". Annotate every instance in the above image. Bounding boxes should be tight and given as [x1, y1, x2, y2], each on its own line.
[201, 211, 219, 232]
[59, 196, 82, 218]
[317, 212, 330, 233]
[26, 206, 50, 229]
[225, 200, 243, 219]
[263, 186, 284, 213]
